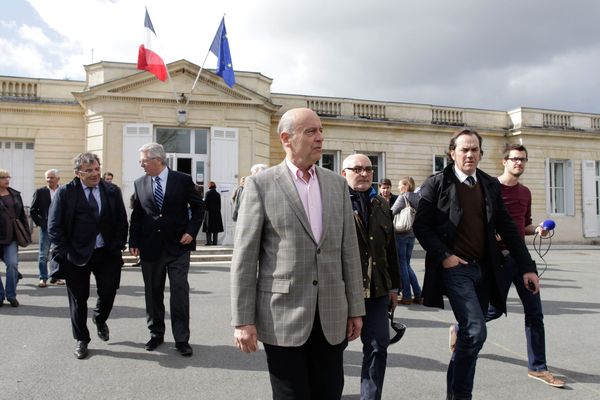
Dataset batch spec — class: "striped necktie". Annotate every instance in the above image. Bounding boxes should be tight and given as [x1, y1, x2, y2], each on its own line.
[154, 176, 164, 210]
[465, 176, 476, 186]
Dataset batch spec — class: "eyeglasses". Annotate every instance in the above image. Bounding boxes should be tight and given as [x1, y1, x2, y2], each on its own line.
[139, 157, 159, 165]
[506, 157, 528, 163]
[0, 176, 10, 179]
[345, 166, 374, 174]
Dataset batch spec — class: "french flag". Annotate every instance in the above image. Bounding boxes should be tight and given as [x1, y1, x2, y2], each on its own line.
[137, 9, 168, 81]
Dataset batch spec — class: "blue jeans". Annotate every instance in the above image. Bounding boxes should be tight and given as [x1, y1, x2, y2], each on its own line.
[443, 263, 490, 400]
[395, 235, 421, 299]
[38, 228, 50, 280]
[487, 254, 547, 371]
[361, 295, 391, 400]
[0, 241, 19, 301]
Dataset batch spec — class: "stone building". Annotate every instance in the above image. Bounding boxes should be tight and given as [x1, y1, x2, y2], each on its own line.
[1, 59, 599, 244]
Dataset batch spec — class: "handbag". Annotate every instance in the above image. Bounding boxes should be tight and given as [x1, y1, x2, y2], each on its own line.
[389, 309, 407, 344]
[14, 218, 32, 247]
[393, 194, 415, 233]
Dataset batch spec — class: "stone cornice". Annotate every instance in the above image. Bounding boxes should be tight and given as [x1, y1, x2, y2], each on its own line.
[0, 102, 82, 116]
[84, 95, 279, 113]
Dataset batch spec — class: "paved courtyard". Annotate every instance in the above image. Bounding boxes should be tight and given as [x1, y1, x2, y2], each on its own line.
[1, 245, 599, 399]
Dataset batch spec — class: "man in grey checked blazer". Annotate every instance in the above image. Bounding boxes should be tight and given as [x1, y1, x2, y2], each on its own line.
[231, 108, 365, 399]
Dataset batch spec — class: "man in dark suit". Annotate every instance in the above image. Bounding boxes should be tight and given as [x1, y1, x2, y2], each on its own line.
[413, 128, 540, 400]
[129, 142, 204, 357]
[48, 153, 128, 359]
[30, 168, 63, 287]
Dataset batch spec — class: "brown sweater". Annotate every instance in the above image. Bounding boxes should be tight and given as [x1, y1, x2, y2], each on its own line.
[452, 182, 486, 260]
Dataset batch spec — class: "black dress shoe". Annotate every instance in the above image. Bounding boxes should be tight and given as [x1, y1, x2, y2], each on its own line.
[74, 341, 88, 359]
[8, 298, 19, 307]
[93, 318, 110, 341]
[175, 342, 193, 357]
[144, 336, 164, 351]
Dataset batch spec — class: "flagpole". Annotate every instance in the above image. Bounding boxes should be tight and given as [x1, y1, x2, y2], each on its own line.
[186, 14, 226, 107]
[186, 49, 211, 108]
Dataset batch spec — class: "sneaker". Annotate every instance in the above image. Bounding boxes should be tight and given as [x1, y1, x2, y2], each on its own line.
[527, 370, 565, 388]
[50, 278, 65, 285]
[38, 280, 47, 288]
[449, 324, 458, 353]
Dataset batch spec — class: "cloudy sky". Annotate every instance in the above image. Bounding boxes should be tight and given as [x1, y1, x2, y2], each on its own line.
[1, 0, 600, 113]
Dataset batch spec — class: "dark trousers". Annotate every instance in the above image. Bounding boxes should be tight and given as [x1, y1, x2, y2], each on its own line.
[263, 312, 347, 400]
[205, 232, 218, 245]
[486, 254, 547, 371]
[361, 295, 391, 400]
[64, 248, 122, 342]
[141, 250, 190, 343]
[443, 262, 490, 400]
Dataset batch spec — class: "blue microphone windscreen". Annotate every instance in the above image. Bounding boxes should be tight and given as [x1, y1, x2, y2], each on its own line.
[542, 219, 556, 230]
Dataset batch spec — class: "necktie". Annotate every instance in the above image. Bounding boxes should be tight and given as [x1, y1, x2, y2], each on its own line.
[465, 176, 476, 186]
[88, 187, 99, 220]
[154, 176, 163, 210]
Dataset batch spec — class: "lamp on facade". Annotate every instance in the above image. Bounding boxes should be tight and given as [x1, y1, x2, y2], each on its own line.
[177, 93, 188, 125]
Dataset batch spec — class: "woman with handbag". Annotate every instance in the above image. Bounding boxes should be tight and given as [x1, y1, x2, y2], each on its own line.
[0, 169, 30, 307]
[391, 176, 423, 305]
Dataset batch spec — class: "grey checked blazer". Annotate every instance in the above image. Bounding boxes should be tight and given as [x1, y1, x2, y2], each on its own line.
[231, 161, 365, 347]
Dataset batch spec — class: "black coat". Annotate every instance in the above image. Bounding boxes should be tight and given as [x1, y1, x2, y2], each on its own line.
[129, 169, 205, 261]
[413, 164, 537, 313]
[48, 178, 128, 266]
[202, 188, 224, 233]
[30, 186, 52, 229]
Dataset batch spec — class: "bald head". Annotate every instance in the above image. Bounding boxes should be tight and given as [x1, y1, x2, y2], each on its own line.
[342, 154, 373, 192]
[278, 108, 323, 171]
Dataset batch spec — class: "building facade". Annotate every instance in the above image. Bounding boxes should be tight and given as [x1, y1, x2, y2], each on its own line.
[1, 59, 599, 244]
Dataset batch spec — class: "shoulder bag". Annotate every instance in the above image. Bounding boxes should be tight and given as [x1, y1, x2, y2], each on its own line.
[393, 194, 415, 234]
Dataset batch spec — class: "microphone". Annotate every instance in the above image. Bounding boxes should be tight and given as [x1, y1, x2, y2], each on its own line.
[541, 219, 556, 231]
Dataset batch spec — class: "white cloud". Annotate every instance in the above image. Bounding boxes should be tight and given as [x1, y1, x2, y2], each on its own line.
[18, 24, 51, 46]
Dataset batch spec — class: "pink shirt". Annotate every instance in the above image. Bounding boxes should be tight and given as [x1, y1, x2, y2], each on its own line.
[285, 158, 323, 243]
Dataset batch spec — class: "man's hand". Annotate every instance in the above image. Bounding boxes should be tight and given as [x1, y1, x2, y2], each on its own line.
[180, 233, 193, 245]
[234, 324, 258, 353]
[130, 247, 139, 257]
[388, 291, 398, 313]
[523, 272, 540, 294]
[347, 316, 363, 341]
[442, 254, 467, 269]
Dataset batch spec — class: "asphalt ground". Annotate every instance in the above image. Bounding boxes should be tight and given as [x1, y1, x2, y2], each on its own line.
[1, 245, 599, 400]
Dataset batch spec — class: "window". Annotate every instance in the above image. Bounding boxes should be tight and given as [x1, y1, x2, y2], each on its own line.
[549, 160, 565, 213]
[433, 154, 448, 173]
[596, 161, 600, 215]
[546, 159, 574, 215]
[318, 150, 340, 173]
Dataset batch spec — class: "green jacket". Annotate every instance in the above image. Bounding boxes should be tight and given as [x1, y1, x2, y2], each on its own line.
[352, 193, 402, 298]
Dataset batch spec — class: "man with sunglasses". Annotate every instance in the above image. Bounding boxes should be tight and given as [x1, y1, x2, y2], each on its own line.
[342, 154, 400, 400]
[413, 129, 540, 400]
[487, 144, 564, 387]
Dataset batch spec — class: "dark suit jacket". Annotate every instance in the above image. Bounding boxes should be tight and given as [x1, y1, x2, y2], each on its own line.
[129, 169, 205, 261]
[30, 186, 52, 230]
[413, 164, 537, 313]
[48, 178, 128, 267]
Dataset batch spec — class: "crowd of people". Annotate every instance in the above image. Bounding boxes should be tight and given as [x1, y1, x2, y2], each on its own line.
[0, 109, 563, 398]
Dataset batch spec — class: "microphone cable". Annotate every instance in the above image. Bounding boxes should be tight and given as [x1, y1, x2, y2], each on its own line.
[532, 229, 554, 277]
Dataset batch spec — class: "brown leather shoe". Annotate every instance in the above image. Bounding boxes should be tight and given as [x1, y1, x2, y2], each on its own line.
[528, 370, 565, 388]
[399, 298, 412, 305]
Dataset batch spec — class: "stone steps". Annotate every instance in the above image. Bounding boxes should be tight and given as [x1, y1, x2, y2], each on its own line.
[122, 245, 233, 266]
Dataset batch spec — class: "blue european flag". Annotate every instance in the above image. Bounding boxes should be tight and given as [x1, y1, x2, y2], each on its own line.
[209, 17, 235, 88]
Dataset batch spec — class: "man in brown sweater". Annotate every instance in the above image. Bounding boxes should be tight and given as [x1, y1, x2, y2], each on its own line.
[413, 128, 540, 400]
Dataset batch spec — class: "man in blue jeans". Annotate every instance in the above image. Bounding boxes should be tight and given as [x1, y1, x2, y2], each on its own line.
[30, 169, 64, 287]
[486, 144, 564, 387]
[414, 129, 540, 400]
